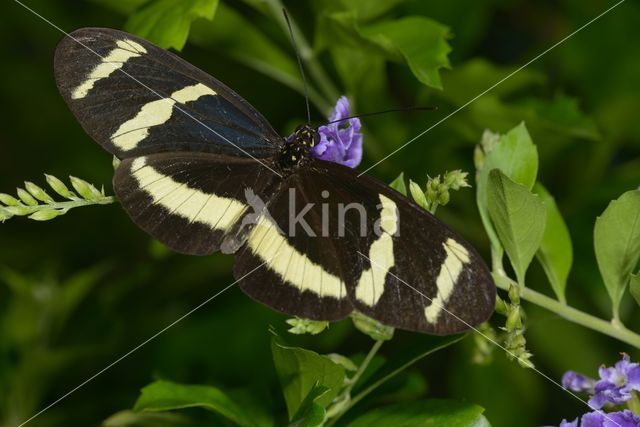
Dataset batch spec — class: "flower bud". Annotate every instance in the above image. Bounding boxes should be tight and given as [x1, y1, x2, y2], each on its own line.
[17, 188, 37, 206]
[351, 311, 394, 341]
[285, 317, 329, 335]
[409, 180, 429, 211]
[506, 306, 522, 331]
[25, 181, 54, 203]
[45, 174, 75, 199]
[29, 209, 62, 221]
[70, 176, 103, 201]
[508, 284, 521, 304]
[0, 193, 20, 206]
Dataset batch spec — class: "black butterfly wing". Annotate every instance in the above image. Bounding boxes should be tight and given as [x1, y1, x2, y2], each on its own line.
[113, 152, 278, 255]
[233, 170, 355, 321]
[54, 27, 281, 159]
[234, 160, 495, 334]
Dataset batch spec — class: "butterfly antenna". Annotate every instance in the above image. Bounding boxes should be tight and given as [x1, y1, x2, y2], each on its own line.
[282, 8, 312, 124]
[320, 106, 438, 127]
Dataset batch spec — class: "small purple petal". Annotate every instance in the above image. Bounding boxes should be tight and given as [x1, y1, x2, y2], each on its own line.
[581, 411, 606, 427]
[623, 366, 640, 394]
[589, 381, 627, 409]
[328, 96, 350, 122]
[563, 371, 596, 393]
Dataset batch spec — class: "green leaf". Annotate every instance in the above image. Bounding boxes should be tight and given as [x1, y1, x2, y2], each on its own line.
[352, 335, 464, 404]
[346, 399, 488, 427]
[125, 0, 219, 50]
[363, 17, 451, 90]
[533, 183, 573, 302]
[271, 334, 345, 419]
[317, 14, 451, 90]
[389, 173, 407, 196]
[133, 380, 259, 427]
[475, 123, 538, 262]
[289, 384, 330, 427]
[594, 190, 640, 319]
[487, 170, 546, 285]
[314, 0, 408, 22]
[630, 273, 640, 308]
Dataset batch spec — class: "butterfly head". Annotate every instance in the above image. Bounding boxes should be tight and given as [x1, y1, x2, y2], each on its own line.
[279, 123, 319, 171]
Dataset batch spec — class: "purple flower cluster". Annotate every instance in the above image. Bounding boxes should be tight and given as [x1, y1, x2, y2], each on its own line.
[554, 354, 640, 427]
[560, 410, 640, 427]
[312, 96, 363, 168]
[563, 354, 640, 410]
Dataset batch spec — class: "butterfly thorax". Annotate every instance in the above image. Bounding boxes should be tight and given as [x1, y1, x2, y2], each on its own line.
[279, 124, 319, 171]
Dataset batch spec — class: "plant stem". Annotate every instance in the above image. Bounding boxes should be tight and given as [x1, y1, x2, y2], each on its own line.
[263, 0, 341, 112]
[1, 196, 115, 221]
[325, 339, 384, 426]
[493, 274, 640, 349]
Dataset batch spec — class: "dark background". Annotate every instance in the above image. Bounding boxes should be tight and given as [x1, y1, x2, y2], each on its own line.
[1, 0, 639, 425]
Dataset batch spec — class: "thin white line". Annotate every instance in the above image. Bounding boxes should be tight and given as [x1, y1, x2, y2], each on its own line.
[356, 251, 621, 427]
[16, 261, 268, 427]
[358, 0, 627, 177]
[13, 0, 283, 179]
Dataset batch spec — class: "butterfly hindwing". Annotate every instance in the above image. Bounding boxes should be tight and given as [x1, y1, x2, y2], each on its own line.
[324, 161, 495, 334]
[234, 160, 495, 334]
[54, 28, 280, 159]
[233, 170, 354, 321]
[113, 152, 278, 255]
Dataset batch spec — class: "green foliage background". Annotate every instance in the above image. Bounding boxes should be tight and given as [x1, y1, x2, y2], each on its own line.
[1, 0, 640, 426]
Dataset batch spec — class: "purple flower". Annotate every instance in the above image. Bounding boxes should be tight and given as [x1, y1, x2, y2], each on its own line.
[559, 418, 579, 427]
[563, 371, 596, 394]
[589, 354, 640, 409]
[312, 96, 363, 168]
[579, 409, 640, 427]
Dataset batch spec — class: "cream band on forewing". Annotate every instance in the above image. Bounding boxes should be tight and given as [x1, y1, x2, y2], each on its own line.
[112, 83, 217, 151]
[72, 39, 147, 100]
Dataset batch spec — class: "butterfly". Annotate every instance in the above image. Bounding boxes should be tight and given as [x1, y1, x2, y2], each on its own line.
[54, 27, 495, 335]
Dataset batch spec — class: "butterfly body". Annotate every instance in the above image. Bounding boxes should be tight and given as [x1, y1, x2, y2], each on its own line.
[279, 124, 319, 172]
[54, 28, 496, 335]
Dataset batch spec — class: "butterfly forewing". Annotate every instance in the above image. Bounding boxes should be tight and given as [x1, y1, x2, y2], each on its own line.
[54, 28, 281, 159]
